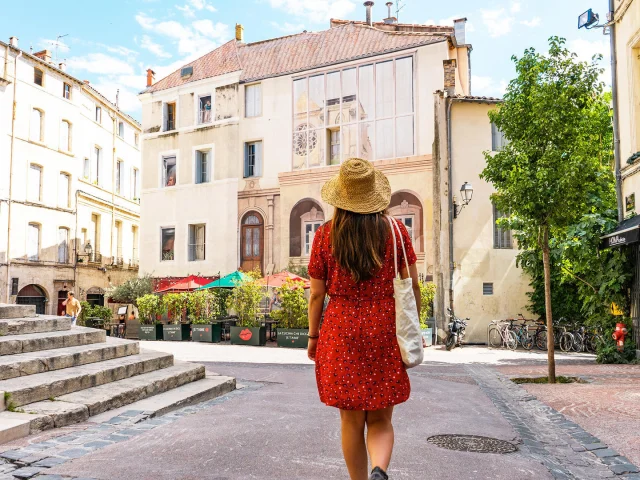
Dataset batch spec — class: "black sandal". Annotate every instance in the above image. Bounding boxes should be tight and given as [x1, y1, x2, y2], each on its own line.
[369, 467, 389, 480]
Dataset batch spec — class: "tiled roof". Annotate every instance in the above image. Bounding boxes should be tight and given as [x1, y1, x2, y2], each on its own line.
[146, 22, 449, 93]
[448, 93, 503, 103]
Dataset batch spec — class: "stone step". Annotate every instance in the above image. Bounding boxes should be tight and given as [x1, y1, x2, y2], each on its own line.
[0, 316, 71, 337]
[0, 304, 36, 320]
[0, 327, 106, 356]
[24, 362, 209, 426]
[0, 350, 174, 407]
[0, 411, 46, 444]
[0, 337, 140, 381]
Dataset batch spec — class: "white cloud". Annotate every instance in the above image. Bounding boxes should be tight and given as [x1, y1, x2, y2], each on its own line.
[39, 38, 70, 53]
[270, 21, 305, 33]
[189, 0, 216, 11]
[471, 75, 507, 97]
[141, 35, 172, 59]
[510, 1, 521, 13]
[569, 38, 609, 63]
[481, 8, 514, 37]
[135, 13, 156, 29]
[91, 81, 141, 114]
[67, 53, 134, 75]
[192, 20, 229, 39]
[521, 17, 541, 28]
[176, 4, 196, 18]
[267, 0, 356, 24]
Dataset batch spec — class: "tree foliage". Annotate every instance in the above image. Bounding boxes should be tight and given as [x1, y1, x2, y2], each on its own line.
[187, 290, 221, 324]
[162, 293, 189, 324]
[419, 282, 436, 329]
[106, 275, 154, 306]
[136, 294, 164, 325]
[270, 279, 309, 329]
[226, 269, 267, 328]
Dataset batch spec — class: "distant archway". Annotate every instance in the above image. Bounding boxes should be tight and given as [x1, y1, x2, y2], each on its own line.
[289, 199, 324, 257]
[17, 284, 47, 315]
[389, 191, 424, 253]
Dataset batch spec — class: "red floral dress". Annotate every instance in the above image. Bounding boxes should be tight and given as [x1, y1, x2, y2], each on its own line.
[308, 220, 417, 411]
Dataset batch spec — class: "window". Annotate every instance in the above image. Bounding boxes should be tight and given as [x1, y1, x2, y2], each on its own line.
[63, 83, 71, 100]
[134, 133, 139, 147]
[30, 109, 43, 142]
[395, 215, 415, 244]
[115, 221, 123, 261]
[244, 141, 262, 178]
[245, 84, 262, 118]
[58, 227, 69, 264]
[483, 283, 494, 296]
[161, 227, 175, 261]
[132, 226, 139, 264]
[34, 68, 43, 86]
[491, 123, 507, 151]
[195, 150, 211, 184]
[93, 147, 102, 185]
[493, 204, 513, 249]
[162, 156, 177, 187]
[118, 121, 124, 138]
[90, 214, 100, 259]
[58, 173, 70, 208]
[292, 55, 414, 168]
[28, 165, 42, 202]
[188, 224, 206, 261]
[199, 95, 212, 124]
[83, 158, 90, 180]
[164, 102, 176, 131]
[116, 160, 123, 195]
[303, 221, 322, 255]
[60, 120, 71, 152]
[95, 106, 102, 123]
[132, 168, 140, 200]
[27, 223, 40, 261]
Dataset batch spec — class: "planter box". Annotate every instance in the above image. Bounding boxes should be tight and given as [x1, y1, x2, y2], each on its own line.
[163, 324, 191, 341]
[277, 329, 309, 348]
[230, 326, 266, 346]
[422, 328, 433, 347]
[126, 320, 141, 340]
[139, 324, 163, 341]
[191, 324, 222, 343]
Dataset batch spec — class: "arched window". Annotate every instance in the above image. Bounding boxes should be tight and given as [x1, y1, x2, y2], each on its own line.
[27, 223, 40, 261]
[28, 164, 42, 202]
[30, 108, 43, 142]
[58, 172, 70, 208]
[58, 227, 70, 263]
[60, 120, 71, 152]
[289, 199, 324, 257]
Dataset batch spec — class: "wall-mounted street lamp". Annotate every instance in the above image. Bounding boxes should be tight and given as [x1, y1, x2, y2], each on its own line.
[84, 241, 93, 257]
[453, 181, 473, 219]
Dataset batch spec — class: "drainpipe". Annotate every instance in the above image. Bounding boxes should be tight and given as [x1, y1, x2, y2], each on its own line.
[5, 50, 21, 303]
[609, 0, 623, 222]
[110, 112, 116, 267]
[446, 97, 455, 315]
[3, 44, 8, 80]
[73, 189, 79, 294]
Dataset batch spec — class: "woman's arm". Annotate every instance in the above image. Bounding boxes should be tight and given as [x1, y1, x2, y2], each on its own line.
[307, 278, 326, 361]
[400, 263, 421, 316]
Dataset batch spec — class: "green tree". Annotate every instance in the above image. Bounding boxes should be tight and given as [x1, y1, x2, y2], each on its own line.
[419, 282, 436, 329]
[162, 293, 188, 324]
[106, 275, 154, 307]
[481, 37, 613, 382]
[226, 269, 267, 328]
[270, 279, 309, 329]
[187, 290, 220, 324]
[136, 294, 164, 325]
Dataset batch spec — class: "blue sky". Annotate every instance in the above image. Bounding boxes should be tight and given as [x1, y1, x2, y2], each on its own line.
[0, 0, 612, 119]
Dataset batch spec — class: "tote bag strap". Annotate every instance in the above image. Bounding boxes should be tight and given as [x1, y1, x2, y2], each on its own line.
[386, 216, 410, 278]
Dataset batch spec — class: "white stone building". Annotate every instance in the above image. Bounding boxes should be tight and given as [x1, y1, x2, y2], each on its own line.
[0, 38, 141, 315]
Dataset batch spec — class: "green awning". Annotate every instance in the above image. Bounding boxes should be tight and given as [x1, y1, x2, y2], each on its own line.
[197, 271, 250, 289]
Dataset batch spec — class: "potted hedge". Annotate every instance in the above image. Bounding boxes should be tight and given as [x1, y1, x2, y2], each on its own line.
[162, 292, 190, 341]
[137, 294, 164, 340]
[271, 279, 309, 348]
[419, 282, 436, 346]
[228, 270, 267, 346]
[188, 290, 222, 343]
[107, 275, 154, 340]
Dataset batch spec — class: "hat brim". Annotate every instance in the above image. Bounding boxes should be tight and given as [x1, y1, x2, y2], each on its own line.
[321, 168, 391, 214]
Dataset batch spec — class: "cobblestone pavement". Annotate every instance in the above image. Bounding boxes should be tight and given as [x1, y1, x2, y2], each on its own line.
[496, 363, 640, 469]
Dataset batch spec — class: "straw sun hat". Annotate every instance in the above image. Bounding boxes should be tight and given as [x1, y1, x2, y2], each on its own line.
[321, 158, 391, 214]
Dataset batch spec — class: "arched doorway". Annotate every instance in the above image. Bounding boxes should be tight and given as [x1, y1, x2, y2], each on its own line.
[289, 199, 325, 258]
[17, 284, 47, 315]
[389, 191, 424, 253]
[86, 287, 105, 307]
[240, 211, 264, 273]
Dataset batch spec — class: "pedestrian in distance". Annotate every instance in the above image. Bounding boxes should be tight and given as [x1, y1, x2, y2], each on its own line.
[64, 291, 82, 326]
[307, 158, 421, 480]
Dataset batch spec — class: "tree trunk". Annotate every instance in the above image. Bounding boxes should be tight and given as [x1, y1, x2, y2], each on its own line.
[541, 225, 556, 384]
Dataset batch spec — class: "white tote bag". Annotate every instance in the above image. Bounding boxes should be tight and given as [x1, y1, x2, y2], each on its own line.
[387, 216, 424, 368]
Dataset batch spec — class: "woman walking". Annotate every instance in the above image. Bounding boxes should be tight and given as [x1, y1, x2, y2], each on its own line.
[307, 158, 421, 480]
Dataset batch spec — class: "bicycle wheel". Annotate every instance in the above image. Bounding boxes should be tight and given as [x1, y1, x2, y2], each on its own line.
[588, 334, 604, 353]
[505, 330, 518, 351]
[522, 332, 534, 350]
[536, 330, 548, 350]
[572, 333, 584, 353]
[559, 332, 574, 352]
[488, 327, 503, 348]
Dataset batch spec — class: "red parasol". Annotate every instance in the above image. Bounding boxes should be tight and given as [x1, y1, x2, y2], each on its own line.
[258, 271, 311, 289]
[154, 275, 218, 293]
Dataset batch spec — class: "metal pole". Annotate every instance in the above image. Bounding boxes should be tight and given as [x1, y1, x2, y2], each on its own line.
[609, 0, 623, 222]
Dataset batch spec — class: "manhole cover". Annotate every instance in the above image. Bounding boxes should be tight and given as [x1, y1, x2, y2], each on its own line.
[427, 435, 518, 454]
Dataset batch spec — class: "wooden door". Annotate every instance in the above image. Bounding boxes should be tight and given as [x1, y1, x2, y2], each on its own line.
[241, 212, 264, 274]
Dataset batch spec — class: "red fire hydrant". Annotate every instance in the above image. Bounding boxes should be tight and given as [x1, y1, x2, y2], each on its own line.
[612, 323, 628, 352]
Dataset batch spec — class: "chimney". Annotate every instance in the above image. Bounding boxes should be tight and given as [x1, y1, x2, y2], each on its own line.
[364, 1, 374, 26]
[443, 59, 457, 96]
[33, 49, 52, 63]
[235, 23, 244, 42]
[146, 68, 156, 88]
[9, 36, 18, 48]
[454, 18, 467, 45]
[58, 62, 66, 72]
[83, 80, 90, 85]
[384, 1, 397, 24]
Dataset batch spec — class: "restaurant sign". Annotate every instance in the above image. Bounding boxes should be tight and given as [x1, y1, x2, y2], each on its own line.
[601, 228, 640, 249]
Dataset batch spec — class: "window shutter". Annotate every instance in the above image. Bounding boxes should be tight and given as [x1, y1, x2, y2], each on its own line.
[58, 228, 67, 263]
[255, 142, 263, 176]
[28, 224, 39, 260]
[245, 86, 254, 117]
[244, 144, 250, 177]
[254, 85, 262, 116]
[31, 109, 41, 141]
[29, 166, 41, 202]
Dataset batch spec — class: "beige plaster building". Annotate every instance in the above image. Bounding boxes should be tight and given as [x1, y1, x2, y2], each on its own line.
[0, 38, 141, 315]
[138, 7, 530, 342]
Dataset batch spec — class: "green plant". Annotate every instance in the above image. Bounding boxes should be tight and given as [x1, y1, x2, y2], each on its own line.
[418, 282, 436, 329]
[480, 37, 614, 383]
[286, 262, 309, 279]
[596, 340, 638, 364]
[187, 290, 220, 324]
[106, 275, 153, 307]
[78, 301, 113, 326]
[136, 294, 164, 325]
[214, 289, 231, 318]
[163, 293, 188, 324]
[227, 269, 267, 328]
[269, 279, 309, 329]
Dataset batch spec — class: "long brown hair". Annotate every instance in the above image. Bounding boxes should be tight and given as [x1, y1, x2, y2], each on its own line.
[330, 208, 388, 283]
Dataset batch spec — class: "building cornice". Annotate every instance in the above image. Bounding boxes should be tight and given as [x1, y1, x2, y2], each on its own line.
[278, 155, 432, 186]
[238, 187, 280, 199]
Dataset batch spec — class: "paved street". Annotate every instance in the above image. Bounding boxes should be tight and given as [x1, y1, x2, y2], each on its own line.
[0, 346, 638, 479]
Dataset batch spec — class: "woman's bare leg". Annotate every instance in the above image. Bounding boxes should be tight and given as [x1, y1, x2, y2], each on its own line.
[366, 406, 395, 473]
[340, 409, 368, 480]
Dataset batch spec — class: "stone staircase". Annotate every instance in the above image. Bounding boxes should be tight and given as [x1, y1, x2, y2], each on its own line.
[0, 304, 235, 444]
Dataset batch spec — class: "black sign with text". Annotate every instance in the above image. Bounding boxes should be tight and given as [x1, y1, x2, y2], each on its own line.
[601, 228, 640, 249]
